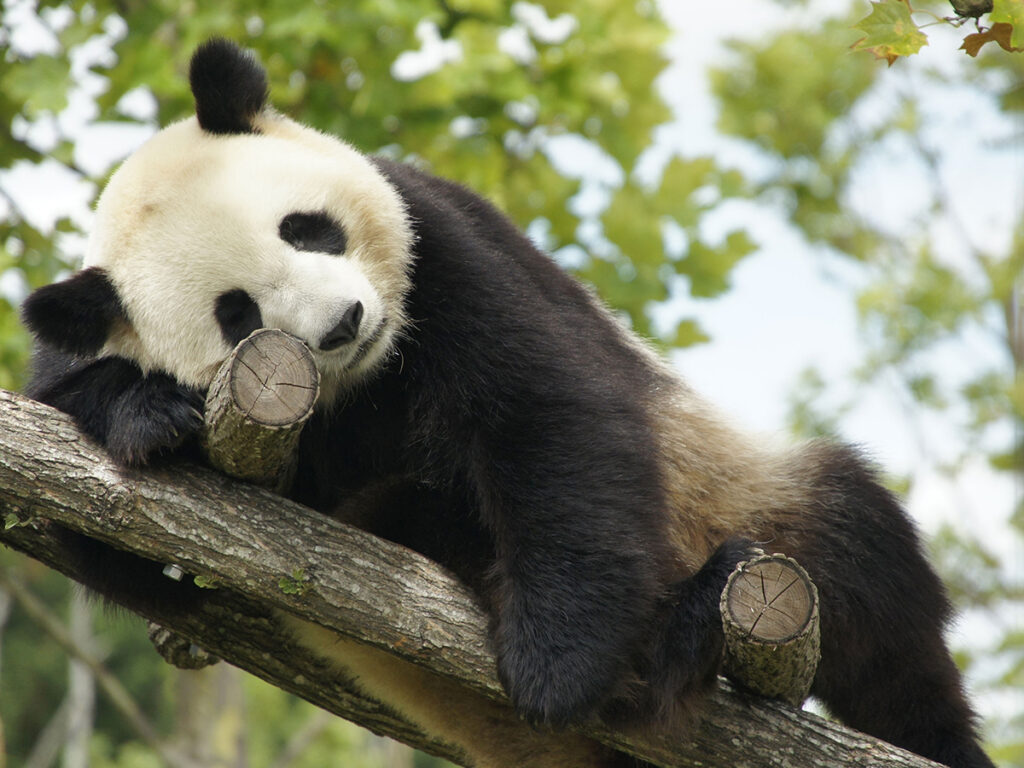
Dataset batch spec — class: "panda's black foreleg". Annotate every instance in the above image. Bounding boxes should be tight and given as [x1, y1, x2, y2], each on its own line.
[26, 344, 208, 616]
[27, 344, 204, 466]
[787, 444, 995, 768]
[489, 538, 664, 730]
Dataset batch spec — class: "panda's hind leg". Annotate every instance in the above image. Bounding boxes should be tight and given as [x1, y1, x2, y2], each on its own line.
[780, 442, 994, 768]
[640, 537, 762, 722]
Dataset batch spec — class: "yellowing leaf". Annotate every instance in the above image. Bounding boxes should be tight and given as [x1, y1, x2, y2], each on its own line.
[990, 0, 1024, 49]
[852, 0, 928, 64]
[961, 22, 1024, 55]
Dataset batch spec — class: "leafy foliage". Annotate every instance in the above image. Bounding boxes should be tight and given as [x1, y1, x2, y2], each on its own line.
[714, 3, 1023, 759]
[962, 21, 1024, 54]
[852, 0, 929, 63]
[852, 0, 1024, 63]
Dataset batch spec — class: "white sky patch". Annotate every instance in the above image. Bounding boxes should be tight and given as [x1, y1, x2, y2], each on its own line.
[2, 0, 60, 56]
[74, 121, 156, 178]
[511, 2, 578, 45]
[0, 159, 95, 234]
[497, 24, 537, 65]
[0, 267, 30, 305]
[116, 86, 158, 122]
[449, 115, 488, 139]
[504, 96, 539, 127]
[391, 20, 462, 82]
[911, 460, 1020, 554]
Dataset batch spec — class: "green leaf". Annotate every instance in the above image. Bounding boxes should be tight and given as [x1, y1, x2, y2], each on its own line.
[193, 574, 222, 589]
[0, 55, 71, 116]
[279, 569, 312, 596]
[4, 512, 28, 530]
[675, 231, 756, 298]
[602, 184, 663, 265]
[654, 156, 716, 224]
[852, 0, 928, 64]
[670, 318, 710, 348]
[907, 373, 946, 408]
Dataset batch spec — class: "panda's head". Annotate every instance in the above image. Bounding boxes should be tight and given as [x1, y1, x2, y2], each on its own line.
[23, 39, 413, 400]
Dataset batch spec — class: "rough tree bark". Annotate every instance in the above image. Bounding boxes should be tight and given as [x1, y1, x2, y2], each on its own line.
[0, 389, 945, 768]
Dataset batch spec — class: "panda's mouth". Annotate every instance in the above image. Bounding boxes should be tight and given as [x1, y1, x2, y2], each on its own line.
[346, 318, 386, 366]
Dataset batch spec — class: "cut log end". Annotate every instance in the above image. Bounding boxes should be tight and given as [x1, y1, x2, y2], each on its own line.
[725, 555, 815, 643]
[228, 328, 319, 426]
[720, 553, 821, 707]
[200, 329, 320, 492]
[156, 329, 322, 664]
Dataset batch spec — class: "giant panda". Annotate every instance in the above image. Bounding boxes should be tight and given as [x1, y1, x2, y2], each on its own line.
[21, 39, 994, 768]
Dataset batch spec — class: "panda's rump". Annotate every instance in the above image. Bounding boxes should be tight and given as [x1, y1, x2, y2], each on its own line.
[650, 383, 834, 577]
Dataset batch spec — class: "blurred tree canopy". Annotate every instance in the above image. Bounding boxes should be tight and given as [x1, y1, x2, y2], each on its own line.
[0, 0, 754, 377]
[711, 4, 1023, 763]
[0, 0, 1021, 766]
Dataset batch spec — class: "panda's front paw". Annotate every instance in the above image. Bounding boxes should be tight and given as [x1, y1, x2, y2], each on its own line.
[107, 374, 204, 466]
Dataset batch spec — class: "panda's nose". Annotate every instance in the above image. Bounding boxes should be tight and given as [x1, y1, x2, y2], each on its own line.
[319, 301, 363, 351]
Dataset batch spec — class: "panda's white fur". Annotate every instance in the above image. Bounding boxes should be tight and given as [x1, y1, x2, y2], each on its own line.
[21, 40, 995, 768]
[89, 112, 413, 400]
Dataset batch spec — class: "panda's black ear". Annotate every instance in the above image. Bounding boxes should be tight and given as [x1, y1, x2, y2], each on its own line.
[189, 38, 268, 135]
[22, 267, 127, 356]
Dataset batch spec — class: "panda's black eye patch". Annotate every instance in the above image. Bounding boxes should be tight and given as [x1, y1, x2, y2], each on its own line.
[215, 289, 263, 347]
[279, 211, 348, 255]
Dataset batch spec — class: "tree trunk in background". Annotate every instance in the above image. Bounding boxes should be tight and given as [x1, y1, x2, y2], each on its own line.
[0, 587, 9, 768]
[368, 734, 416, 767]
[173, 665, 249, 768]
[62, 591, 93, 768]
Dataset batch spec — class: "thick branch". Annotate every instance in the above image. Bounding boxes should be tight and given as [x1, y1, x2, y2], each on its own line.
[0, 390, 943, 768]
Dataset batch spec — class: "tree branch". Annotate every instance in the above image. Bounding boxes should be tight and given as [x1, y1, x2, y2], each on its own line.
[0, 389, 943, 768]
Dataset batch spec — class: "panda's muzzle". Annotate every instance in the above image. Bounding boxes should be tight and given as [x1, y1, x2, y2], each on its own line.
[319, 301, 364, 351]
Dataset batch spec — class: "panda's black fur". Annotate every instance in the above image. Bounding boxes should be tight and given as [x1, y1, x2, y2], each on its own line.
[21, 40, 995, 768]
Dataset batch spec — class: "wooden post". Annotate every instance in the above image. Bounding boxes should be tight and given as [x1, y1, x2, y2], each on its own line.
[720, 553, 820, 707]
[200, 328, 319, 493]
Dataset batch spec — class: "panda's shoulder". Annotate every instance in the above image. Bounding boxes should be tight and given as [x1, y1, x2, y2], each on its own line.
[369, 157, 507, 232]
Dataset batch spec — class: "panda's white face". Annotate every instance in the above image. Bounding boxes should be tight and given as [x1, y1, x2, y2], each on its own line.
[86, 112, 413, 400]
